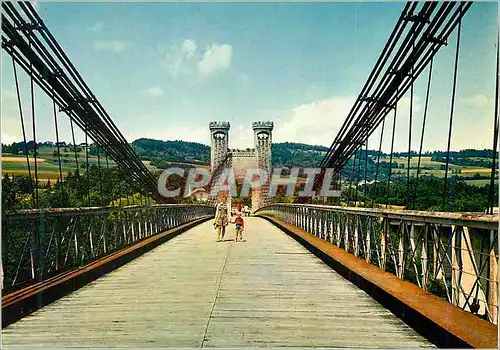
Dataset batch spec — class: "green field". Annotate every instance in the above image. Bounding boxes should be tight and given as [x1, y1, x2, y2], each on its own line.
[464, 179, 492, 187]
[383, 156, 494, 179]
[2, 146, 117, 183]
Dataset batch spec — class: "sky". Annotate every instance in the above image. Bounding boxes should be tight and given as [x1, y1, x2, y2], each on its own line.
[1, 1, 498, 153]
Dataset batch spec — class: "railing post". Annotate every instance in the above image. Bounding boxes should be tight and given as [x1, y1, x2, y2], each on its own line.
[55, 218, 61, 272]
[421, 224, 429, 290]
[335, 213, 341, 245]
[326, 211, 331, 242]
[354, 216, 360, 257]
[89, 218, 95, 259]
[73, 224, 79, 267]
[344, 215, 350, 252]
[113, 212, 119, 250]
[489, 229, 498, 325]
[102, 214, 108, 254]
[380, 218, 387, 271]
[397, 222, 406, 279]
[433, 226, 444, 281]
[365, 217, 371, 263]
[30, 215, 43, 282]
[451, 225, 461, 306]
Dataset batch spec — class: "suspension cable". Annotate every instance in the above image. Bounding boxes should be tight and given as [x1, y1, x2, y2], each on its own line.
[374, 119, 386, 199]
[406, 47, 414, 209]
[97, 145, 103, 205]
[386, 101, 398, 209]
[414, 58, 434, 208]
[85, 131, 90, 206]
[364, 138, 369, 207]
[349, 152, 357, 206]
[105, 153, 113, 207]
[52, 85, 63, 186]
[12, 57, 35, 208]
[70, 119, 79, 176]
[354, 146, 363, 206]
[28, 41, 39, 209]
[442, 16, 462, 212]
[488, 31, 499, 215]
[318, 3, 471, 180]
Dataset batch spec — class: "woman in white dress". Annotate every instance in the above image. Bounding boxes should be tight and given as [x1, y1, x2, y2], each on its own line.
[214, 193, 229, 242]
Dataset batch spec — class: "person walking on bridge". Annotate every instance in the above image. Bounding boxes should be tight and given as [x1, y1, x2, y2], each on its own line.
[214, 194, 229, 242]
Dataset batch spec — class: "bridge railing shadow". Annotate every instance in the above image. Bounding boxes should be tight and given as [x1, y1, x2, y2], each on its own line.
[255, 204, 498, 325]
[1, 204, 215, 295]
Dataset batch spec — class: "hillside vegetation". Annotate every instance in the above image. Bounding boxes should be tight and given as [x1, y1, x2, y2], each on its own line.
[2, 139, 497, 187]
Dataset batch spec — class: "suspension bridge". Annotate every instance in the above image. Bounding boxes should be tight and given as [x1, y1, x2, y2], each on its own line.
[1, 2, 498, 348]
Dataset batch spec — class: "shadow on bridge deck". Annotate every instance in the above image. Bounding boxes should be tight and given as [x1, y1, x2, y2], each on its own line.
[2, 218, 434, 348]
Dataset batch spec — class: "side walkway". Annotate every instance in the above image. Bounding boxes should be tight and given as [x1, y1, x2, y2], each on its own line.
[2, 218, 434, 348]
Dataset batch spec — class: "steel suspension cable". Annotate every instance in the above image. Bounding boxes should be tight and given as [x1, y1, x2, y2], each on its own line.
[105, 153, 113, 206]
[28, 41, 39, 209]
[355, 146, 363, 206]
[414, 58, 434, 208]
[320, 2, 417, 167]
[52, 86, 63, 186]
[319, 3, 471, 180]
[442, 17, 462, 212]
[321, 3, 439, 167]
[97, 145, 103, 205]
[386, 102, 398, 209]
[85, 131, 90, 206]
[487, 31, 499, 215]
[2, 3, 161, 199]
[12, 57, 35, 208]
[69, 119, 79, 176]
[349, 152, 357, 206]
[373, 119, 386, 199]
[364, 138, 368, 207]
[406, 57, 414, 209]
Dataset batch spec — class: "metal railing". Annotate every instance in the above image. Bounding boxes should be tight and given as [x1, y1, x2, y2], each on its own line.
[255, 204, 499, 324]
[2, 204, 214, 293]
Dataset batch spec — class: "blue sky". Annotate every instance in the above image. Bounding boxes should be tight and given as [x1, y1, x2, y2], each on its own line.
[1, 1, 498, 152]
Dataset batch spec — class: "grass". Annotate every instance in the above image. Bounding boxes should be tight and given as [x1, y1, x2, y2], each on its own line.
[464, 179, 492, 187]
[2, 146, 116, 180]
[381, 156, 494, 179]
[391, 156, 447, 167]
[1, 146, 199, 181]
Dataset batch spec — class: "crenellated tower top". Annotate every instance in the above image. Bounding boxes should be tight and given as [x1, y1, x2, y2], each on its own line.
[252, 121, 274, 130]
[209, 121, 230, 130]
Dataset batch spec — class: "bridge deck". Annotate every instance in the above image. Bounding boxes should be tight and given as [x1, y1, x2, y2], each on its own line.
[3, 218, 434, 348]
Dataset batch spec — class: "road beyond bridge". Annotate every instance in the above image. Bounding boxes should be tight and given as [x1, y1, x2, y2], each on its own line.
[2, 218, 434, 348]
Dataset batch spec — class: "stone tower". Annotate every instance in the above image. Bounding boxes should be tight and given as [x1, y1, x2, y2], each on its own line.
[209, 121, 230, 172]
[253, 121, 274, 175]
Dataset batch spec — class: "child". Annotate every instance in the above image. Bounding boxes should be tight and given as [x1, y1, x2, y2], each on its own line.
[232, 212, 245, 242]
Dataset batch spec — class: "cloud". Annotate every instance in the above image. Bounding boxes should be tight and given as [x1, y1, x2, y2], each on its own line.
[182, 40, 197, 58]
[1, 90, 28, 145]
[88, 22, 104, 33]
[273, 96, 357, 147]
[198, 44, 233, 77]
[160, 39, 197, 79]
[463, 94, 492, 108]
[93, 40, 132, 53]
[144, 86, 164, 98]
